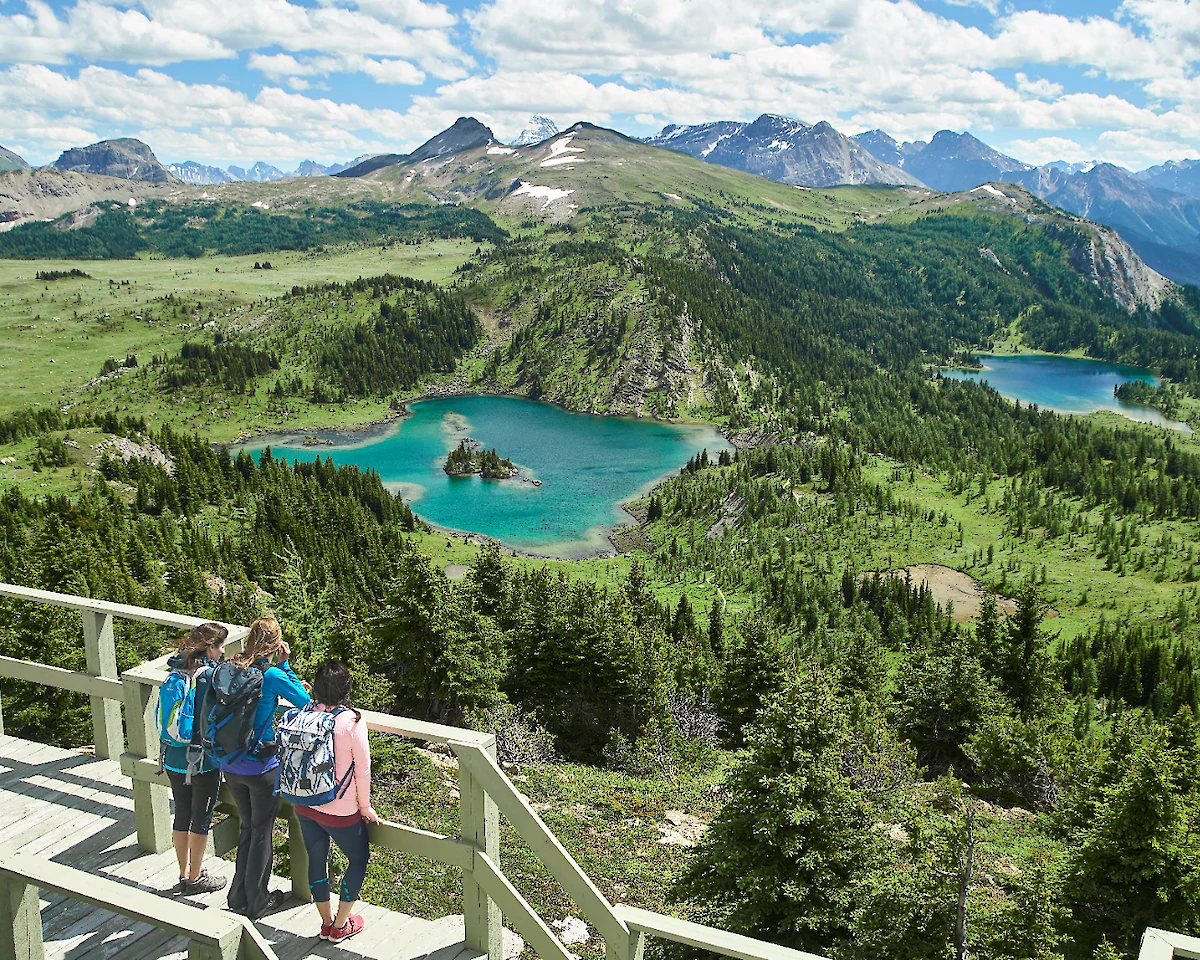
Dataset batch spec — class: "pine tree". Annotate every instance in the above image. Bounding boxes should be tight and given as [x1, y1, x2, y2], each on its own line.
[676, 669, 881, 954]
[715, 612, 788, 746]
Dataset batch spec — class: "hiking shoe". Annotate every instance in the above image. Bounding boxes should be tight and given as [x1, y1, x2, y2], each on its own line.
[325, 915, 364, 943]
[249, 889, 290, 920]
[180, 870, 227, 895]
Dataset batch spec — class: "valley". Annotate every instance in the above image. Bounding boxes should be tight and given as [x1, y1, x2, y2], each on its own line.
[4, 119, 1200, 960]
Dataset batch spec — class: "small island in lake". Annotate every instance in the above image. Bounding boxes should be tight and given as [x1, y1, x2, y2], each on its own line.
[444, 439, 518, 479]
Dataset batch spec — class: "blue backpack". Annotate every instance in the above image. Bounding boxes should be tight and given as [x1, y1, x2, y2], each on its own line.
[158, 668, 203, 748]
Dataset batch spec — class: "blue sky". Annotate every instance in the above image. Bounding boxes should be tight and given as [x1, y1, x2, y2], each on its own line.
[0, 0, 1196, 171]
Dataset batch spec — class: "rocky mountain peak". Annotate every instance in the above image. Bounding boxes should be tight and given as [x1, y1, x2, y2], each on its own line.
[648, 115, 918, 187]
[513, 115, 560, 146]
[50, 138, 175, 183]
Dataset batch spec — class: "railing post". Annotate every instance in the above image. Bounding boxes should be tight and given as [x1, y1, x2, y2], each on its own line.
[0, 873, 45, 960]
[122, 675, 171, 853]
[0, 681, 5, 736]
[460, 737, 502, 960]
[283, 805, 312, 904]
[82, 610, 123, 759]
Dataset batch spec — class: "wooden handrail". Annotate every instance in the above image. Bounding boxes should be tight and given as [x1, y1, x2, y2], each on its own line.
[0, 656, 124, 699]
[452, 741, 631, 948]
[0, 848, 278, 960]
[0, 582, 249, 639]
[1141, 929, 1200, 960]
[616, 905, 830, 960]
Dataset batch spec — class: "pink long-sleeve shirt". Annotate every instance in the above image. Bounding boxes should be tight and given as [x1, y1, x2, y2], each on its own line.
[307, 704, 372, 820]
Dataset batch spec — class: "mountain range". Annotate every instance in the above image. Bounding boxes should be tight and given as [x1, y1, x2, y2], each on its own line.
[650, 118, 1200, 286]
[648, 115, 921, 187]
[9, 112, 1200, 286]
[171, 156, 370, 184]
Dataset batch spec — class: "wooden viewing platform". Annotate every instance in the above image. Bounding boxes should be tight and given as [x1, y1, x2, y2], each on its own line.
[0, 733, 492, 960]
[0, 581, 1195, 960]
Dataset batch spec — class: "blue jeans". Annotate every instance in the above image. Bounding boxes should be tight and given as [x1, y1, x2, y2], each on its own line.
[297, 814, 371, 904]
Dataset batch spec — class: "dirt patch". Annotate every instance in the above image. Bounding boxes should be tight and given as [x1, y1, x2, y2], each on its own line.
[875, 564, 1017, 623]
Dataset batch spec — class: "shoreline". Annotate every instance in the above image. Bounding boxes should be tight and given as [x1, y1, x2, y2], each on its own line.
[235, 388, 734, 561]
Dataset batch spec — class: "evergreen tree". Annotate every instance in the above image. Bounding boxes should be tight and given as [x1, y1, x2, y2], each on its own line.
[715, 612, 789, 746]
[1061, 719, 1200, 953]
[676, 669, 882, 954]
[707, 595, 726, 657]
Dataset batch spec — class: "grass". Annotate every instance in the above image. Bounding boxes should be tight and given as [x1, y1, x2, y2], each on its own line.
[0, 240, 480, 420]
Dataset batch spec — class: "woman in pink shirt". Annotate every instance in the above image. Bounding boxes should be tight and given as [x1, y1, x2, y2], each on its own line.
[295, 659, 381, 943]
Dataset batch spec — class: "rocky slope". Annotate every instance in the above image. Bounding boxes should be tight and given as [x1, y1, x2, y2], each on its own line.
[0, 168, 184, 231]
[337, 118, 495, 178]
[51, 139, 175, 183]
[0, 144, 29, 173]
[913, 181, 1173, 312]
[648, 114, 920, 187]
[849, 128, 1200, 286]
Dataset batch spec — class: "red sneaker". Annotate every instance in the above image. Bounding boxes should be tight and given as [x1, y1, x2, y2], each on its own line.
[319, 922, 333, 941]
[326, 915, 364, 942]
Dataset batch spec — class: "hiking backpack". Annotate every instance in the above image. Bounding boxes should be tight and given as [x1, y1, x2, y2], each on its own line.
[158, 668, 202, 749]
[276, 705, 355, 806]
[202, 660, 265, 764]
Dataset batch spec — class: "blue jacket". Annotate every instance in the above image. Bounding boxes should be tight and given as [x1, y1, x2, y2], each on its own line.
[160, 654, 219, 776]
[219, 658, 309, 776]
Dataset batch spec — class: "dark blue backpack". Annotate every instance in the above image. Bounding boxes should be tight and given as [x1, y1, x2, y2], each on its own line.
[202, 661, 265, 764]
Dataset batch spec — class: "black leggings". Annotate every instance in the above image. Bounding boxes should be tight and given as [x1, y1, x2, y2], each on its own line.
[167, 769, 221, 835]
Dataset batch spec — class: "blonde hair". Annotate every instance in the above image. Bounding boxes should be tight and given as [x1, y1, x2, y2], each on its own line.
[174, 622, 228, 671]
[237, 617, 283, 667]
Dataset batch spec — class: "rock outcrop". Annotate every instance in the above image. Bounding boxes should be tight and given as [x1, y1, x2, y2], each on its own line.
[51, 138, 175, 182]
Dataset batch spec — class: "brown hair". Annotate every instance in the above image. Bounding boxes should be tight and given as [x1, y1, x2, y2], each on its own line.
[237, 617, 283, 667]
[175, 622, 229, 672]
[312, 659, 361, 723]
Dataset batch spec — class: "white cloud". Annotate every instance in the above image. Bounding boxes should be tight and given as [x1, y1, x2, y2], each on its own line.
[2, 0, 1200, 171]
[1015, 73, 1064, 99]
[0, 63, 453, 166]
[0, 0, 469, 77]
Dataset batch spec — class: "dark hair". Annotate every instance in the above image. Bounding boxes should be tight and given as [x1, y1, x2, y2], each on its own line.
[312, 659, 361, 722]
[175, 622, 229, 671]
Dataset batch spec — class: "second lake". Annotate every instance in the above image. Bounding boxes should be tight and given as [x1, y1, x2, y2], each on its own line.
[244, 395, 731, 558]
[942, 354, 1191, 432]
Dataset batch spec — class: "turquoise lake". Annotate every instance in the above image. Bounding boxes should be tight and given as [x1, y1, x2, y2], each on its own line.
[942, 354, 1191, 432]
[245, 396, 730, 558]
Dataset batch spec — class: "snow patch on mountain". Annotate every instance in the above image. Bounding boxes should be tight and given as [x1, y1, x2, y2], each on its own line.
[512, 181, 573, 208]
[540, 136, 588, 168]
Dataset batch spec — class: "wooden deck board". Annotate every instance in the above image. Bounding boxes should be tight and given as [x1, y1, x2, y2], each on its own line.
[0, 734, 482, 960]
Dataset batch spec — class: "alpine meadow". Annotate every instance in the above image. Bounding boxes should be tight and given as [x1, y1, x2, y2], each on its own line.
[6, 24, 1200, 960]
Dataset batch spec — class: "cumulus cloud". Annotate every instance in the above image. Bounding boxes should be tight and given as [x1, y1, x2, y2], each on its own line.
[2, 0, 1200, 171]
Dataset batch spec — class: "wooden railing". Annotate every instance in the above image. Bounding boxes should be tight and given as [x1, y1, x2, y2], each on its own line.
[1141, 929, 1200, 960]
[0, 849, 278, 960]
[0, 582, 826, 960]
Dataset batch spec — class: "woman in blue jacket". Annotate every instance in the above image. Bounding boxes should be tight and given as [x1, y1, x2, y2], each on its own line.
[218, 617, 309, 919]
